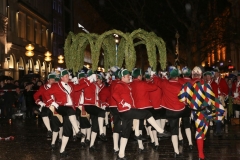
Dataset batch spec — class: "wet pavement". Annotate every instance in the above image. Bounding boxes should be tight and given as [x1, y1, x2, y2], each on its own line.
[0, 117, 240, 160]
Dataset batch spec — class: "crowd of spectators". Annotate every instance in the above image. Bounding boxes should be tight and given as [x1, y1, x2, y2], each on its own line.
[0, 75, 45, 120]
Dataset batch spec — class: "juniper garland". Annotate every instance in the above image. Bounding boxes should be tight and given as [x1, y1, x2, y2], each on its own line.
[64, 29, 166, 72]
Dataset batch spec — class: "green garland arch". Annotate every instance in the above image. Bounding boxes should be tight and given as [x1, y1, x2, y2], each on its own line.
[64, 29, 166, 72]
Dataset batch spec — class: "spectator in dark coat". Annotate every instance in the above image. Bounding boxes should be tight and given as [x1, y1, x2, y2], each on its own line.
[23, 82, 35, 118]
[3, 77, 17, 120]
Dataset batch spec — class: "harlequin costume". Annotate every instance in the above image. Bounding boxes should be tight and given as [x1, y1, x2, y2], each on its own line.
[178, 66, 225, 160]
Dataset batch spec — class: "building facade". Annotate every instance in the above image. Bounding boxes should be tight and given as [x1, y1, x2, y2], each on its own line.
[0, 0, 63, 80]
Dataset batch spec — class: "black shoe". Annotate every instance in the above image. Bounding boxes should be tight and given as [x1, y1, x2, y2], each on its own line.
[141, 136, 147, 142]
[72, 135, 77, 142]
[149, 142, 155, 147]
[178, 139, 183, 145]
[213, 132, 223, 137]
[99, 133, 108, 142]
[76, 131, 85, 139]
[116, 155, 127, 160]
[80, 142, 86, 148]
[113, 149, 119, 154]
[47, 130, 52, 138]
[51, 144, 56, 151]
[138, 148, 147, 153]
[145, 135, 150, 139]
[85, 139, 90, 144]
[89, 146, 98, 152]
[157, 131, 171, 138]
[58, 139, 62, 144]
[174, 152, 184, 158]
[189, 145, 193, 150]
[134, 134, 143, 140]
[60, 151, 68, 158]
[154, 145, 159, 151]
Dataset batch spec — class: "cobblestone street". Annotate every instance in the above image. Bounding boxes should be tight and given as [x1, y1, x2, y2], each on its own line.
[1, 118, 240, 160]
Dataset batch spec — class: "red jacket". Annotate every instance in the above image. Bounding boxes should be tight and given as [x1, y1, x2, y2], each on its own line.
[160, 79, 185, 111]
[178, 77, 191, 85]
[109, 79, 120, 107]
[215, 77, 229, 96]
[130, 79, 157, 109]
[33, 84, 50, 106]
[73, 78, 91, 108]
[82, 82, 100, 106]
[112, 81, 135, 112]
[147, 80, 162, 109]
[45, 81, 75, 109]
[99, 85, 111, 107]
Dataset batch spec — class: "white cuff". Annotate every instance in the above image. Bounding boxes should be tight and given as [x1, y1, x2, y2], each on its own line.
[51, 102, 59, 109]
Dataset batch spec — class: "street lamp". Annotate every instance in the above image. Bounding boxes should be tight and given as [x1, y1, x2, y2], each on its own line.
[58, 54, 64, 64]
[44, 56, 52, 62]
[44, 51, 52, 62]
[25, 44, 34, 57]
[114, 34, 120, 66]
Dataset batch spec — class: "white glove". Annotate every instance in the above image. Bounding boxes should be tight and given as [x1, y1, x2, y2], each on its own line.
[150, 71, 156, 76]
[39, 106, 43, 112]
[234, 92, 239, 98]
[38, 101, 46, 107]
[87, 74, 97, 83]
[51, 102, 59, 109]
[72, 77, 79, 84]
[123, 102, 131, 109]
[101, 105, 106, 110]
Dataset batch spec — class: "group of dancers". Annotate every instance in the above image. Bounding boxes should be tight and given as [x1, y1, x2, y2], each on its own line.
[33, 65, 226, 160]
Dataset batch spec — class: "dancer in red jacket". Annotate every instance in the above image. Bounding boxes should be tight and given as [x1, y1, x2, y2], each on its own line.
[34, 73, 56, 138]
[113, 69, 170, 160]
[178, 67, 193, 150]
[160, 66, 186, 158]
[79, 70, 107, 152]
[45, 69, 86, 157]
[108, 67, 122, 154]
[130, 68, 158, 153]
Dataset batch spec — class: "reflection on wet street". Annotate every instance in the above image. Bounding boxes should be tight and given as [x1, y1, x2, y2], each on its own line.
[0, 118, 240, 160]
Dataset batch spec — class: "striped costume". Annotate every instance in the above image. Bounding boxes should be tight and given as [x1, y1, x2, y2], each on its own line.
[178, 80, 225, 139]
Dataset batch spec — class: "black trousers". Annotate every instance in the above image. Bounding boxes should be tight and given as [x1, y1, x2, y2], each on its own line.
[40, 107, 52, 117]
[55, 106, 75, 137]
[145, 108, 158, 128]
[50, 111, 63, 132]
[109, 107, 122, 133]
[181, 106, 191, 129]
[166, 109, 184, 135]
[85, 105, 105, 133]
[119, 108, 152, 138]
[75, 108, 91, 129]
